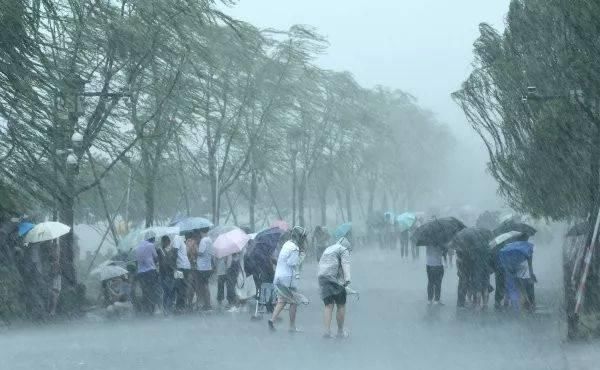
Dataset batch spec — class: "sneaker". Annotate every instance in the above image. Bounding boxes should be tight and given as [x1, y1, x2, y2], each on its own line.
[268, 319, 276, 331]
[427, 300, 433, 305]
[323, 332, 333, 339]
[227, 306, 240, 313]
[288, 327, 303, 333]
[434, 301, 444, 306]
[336, 331, 349, 339]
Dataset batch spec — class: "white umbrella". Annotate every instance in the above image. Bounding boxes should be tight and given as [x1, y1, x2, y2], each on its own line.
[24, 222, 71, 244]
[91, 264, 129, 281]
[490, 231, 523, 248]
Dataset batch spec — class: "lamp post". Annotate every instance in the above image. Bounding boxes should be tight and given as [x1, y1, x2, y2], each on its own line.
[287, 129, 300, 225]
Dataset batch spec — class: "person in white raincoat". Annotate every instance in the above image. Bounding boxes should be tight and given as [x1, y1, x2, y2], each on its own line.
[318, 236, 352, 338]
[268, 226, 308, 332]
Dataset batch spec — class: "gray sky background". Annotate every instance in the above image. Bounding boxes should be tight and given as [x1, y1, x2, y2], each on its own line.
[225, 0, 511, 209]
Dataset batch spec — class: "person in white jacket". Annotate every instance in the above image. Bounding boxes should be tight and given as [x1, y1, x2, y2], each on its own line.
[268, 226, 308, 332]
[318, 237, 352, 338]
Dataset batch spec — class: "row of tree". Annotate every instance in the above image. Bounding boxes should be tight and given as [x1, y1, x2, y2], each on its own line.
[0, 0, 452, 308]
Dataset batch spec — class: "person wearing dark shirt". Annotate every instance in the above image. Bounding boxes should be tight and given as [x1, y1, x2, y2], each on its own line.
[157, 235, 177, 314]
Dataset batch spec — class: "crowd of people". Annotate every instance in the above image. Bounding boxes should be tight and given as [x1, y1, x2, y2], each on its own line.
[94, 222, 354, 338]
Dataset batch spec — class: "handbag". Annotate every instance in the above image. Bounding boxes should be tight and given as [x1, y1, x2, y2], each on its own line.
[236, 272, 256, 301]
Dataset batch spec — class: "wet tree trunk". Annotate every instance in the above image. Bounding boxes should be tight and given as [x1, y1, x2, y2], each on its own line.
[58, 194, 76, 308]
[345, 185, 353, 222]
[298, 173, 307, 227]
[319, 187, 327, 225]
[249, 170, 258, 231]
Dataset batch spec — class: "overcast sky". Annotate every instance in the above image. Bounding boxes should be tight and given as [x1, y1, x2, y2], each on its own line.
[225, 0, 509, 141]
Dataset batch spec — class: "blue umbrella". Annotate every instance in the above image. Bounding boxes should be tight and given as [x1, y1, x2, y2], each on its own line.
[396, 212, 416, 232]
[18, 222, 35, 237]
[498, 241, 533, 273]
[334, 222, 352, 239]
[174, 217, 213, 233]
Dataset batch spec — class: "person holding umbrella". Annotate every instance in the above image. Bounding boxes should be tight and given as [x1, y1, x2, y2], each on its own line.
[157, 235, 177, 314]
[318, 232, 352, 339]
[413, 217, 466, 305]
[268, 226, 308, 332]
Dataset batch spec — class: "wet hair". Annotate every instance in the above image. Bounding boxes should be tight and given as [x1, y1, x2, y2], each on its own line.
[161, 235, 171, 244]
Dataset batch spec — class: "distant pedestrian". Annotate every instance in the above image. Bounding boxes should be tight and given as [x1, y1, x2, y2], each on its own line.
[400, 229, 410, 258]
[268, 226, 308, 332]
[318, 236, 352, 338]
[135, 232, 160, 315]
[216, 254, 239, 310]
[157, 235, 177, 313]
[173, 234, 192, 312]
[195, 228, 214, 311]
[426, 244, 445, 305]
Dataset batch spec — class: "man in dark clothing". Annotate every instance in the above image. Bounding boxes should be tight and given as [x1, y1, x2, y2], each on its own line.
[157, 235, 177, 314]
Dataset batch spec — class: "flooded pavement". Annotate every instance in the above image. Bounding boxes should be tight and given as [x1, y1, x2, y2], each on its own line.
[0, 246, 567, 370]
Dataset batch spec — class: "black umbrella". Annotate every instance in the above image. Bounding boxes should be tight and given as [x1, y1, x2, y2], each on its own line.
[450, 227, 493, 253]
[475, 211, 501, 231]
[493, 219, 536, 237]
[567, 221, 590, 237]
[413, 217, 466, 247]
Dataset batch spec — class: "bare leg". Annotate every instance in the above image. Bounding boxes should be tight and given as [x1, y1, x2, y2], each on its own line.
[289, 304, 298, 330]
[323, 304, 334, 335]
[336, 304, 346, 334]
[269, 299, 286, 327]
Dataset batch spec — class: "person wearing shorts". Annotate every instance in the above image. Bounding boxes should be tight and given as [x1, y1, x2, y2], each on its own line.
[269, 227, 308, 332]
[318, 236, 351, 338]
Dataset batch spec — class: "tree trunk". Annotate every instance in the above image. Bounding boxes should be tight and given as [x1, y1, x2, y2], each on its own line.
[291, 154, 297, 225]
[345, 186, 353, 222]
[249, 170, 258, 231]
[319, 187, 327, 226]
[143, 177, 155, 228]
[367, 175, 376, 215]
[298, 173, 307, 227]
[209, 154, 220, 225]
[58, 195, 76, 290]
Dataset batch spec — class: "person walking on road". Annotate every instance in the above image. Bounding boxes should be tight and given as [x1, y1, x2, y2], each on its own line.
[426, 244, 446, 305]
[318, 236, 352, 339]
[268, 226, 308, 332]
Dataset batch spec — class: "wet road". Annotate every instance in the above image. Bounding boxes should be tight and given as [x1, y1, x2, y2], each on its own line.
[0, 245, 567, 370]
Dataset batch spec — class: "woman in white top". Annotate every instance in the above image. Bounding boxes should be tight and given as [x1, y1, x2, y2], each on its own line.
[268, 226, 308, 332]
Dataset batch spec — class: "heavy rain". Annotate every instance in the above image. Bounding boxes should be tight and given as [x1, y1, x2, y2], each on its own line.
[0, 1, 598, 369]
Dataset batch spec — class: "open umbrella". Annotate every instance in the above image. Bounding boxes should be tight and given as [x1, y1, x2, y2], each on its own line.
[450, 227, 493, 253]
[270, 220, 289, 231]
[208, 225, 237, 239]
[475, 211, 501, 230]
[175, 217, 213, 233]
[334, 222, 352, 239]
[412, 217, 466, 247]
[18, 222, 35, 237]
[396, 212, 416, 232]
[91, 264, 129, 281]
[213, 228, 250, 258]
[493, 219, 536, 237]
[24, 222, 71, 244]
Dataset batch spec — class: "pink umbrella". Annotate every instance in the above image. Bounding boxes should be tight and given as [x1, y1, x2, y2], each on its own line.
[213, 228, 251, 258]
[270, 219, 290, 231]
